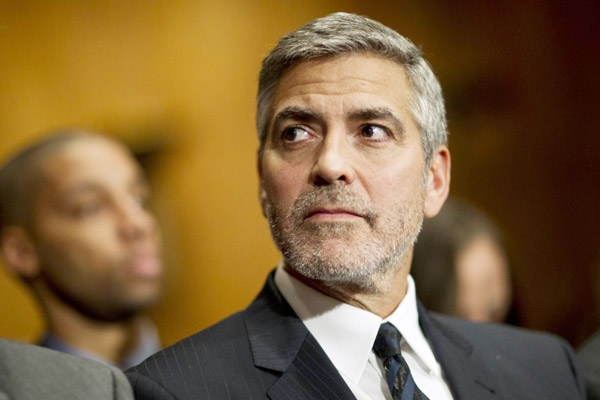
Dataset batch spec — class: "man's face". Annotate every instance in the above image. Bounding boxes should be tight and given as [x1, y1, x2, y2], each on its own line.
[29, 137, 163, 321]
[455, 236, 511, 322]
[259, 54, 434, 292]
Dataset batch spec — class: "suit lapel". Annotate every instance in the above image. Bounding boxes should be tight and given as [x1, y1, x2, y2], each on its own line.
[419, 303, 503, 400]
[245, 272, 356, 400]
[245, 272, 504, 400]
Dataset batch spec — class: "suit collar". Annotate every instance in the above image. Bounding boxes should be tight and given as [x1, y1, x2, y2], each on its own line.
[246, 271, 357, 400]
[245, 270, 308, 372]
[419, 302, 504, 400]
[246, 272, 503, 400]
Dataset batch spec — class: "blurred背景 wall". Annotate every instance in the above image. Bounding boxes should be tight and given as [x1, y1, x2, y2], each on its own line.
[0, 1, 598, 347]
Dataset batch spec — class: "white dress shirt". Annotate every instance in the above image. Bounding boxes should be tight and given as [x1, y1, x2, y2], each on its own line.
[274, 265, 454, 400]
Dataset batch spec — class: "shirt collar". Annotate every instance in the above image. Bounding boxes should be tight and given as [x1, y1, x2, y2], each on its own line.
[385, 276, 442, 376]
[274, 264, 441, 383]
[40, 317, 161, 370]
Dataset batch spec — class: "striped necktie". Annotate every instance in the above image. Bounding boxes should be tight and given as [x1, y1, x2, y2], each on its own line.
[373, 323, 429, 400]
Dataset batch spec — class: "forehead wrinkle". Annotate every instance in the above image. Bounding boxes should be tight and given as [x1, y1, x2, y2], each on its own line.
[278, 54, 400, 90]
[279, 76, 389, 97]
[270, 56, 418, 140]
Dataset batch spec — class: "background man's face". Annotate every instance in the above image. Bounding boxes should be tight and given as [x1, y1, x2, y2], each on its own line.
[29, 137, 163, 320]
[259, 54, 428, 291]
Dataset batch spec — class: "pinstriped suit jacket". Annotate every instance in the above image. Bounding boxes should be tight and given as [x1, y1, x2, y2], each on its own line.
[126, 271, 585, 399]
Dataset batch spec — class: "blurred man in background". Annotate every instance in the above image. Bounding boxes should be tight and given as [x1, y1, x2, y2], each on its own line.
[411, 197, 513, 323]
[0, 130, 164, 369]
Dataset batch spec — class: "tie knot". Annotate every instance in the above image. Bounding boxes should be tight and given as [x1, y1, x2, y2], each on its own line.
[373, 322, 403, 360]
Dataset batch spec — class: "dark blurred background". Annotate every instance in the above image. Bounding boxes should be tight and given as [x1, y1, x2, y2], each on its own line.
[0, 0, 598, 347]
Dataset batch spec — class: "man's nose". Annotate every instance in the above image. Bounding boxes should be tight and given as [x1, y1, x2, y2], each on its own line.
[310, 131, 356, 186]
[117, 198, 156, 241]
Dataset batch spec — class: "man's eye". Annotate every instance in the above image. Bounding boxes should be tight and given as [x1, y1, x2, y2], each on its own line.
[71, 202, 103, 218]
[134, 194, 150, 209]
[282, 127, 310, 143]
[361, 125, 388, 140]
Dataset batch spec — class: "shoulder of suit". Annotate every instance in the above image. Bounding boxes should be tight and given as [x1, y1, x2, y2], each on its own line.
[1, 338, 115, 372]
[0, 339, 133, 400]
[128, 310, 247, 371]
[429, 312, 571, 353]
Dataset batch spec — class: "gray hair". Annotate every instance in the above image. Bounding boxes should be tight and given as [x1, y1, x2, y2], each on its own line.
[256, 12, 448, 166]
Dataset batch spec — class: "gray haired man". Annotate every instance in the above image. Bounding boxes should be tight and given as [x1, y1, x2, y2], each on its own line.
[127, 12, 585, 400]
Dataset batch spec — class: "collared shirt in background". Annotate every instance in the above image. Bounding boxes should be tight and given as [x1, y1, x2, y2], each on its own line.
[39, 318, 161, 370]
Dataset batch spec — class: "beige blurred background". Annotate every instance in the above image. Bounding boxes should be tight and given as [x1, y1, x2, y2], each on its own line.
[1, 0, 598, 347]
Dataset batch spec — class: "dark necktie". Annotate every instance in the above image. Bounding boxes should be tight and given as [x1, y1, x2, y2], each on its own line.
[372, 323, 429, 400]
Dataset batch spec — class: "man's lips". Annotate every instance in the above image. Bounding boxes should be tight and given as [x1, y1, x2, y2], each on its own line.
[126, 253, 163, 278]
[304, 207, 363, 221]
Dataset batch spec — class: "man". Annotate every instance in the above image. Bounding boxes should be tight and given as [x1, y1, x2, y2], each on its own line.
[127, 12, 584, 399]
[0, 338, 133, 400]
[0, 131, 164, 369]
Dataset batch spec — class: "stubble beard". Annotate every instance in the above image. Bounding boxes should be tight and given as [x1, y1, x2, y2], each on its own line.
[265, 183, 425, 295]
[33, 249, 161, 322]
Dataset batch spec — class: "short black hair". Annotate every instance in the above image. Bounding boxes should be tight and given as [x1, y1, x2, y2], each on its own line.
[0, 130, 93, 230]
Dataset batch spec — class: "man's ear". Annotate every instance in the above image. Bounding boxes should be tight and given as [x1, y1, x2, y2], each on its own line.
[424, 146, 451, 218]
[0, 226, 40, 280]
[257, 152, 267, 217]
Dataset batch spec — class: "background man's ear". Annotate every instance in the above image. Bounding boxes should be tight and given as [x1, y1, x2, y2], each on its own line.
[257, 154, 267, 217]
[424, 146, 451, 218]
[0, 226, 40, 280]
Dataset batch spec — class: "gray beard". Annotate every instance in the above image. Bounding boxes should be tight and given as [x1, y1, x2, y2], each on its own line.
[265, 183, 425, 294]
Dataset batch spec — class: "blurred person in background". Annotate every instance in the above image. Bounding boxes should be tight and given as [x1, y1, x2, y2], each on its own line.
[0, 130, 164, 369]
[411, 197, 513, 323]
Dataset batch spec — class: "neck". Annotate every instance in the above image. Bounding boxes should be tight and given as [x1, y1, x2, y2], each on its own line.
[284, 255, 412, 319]
[34, 286, 140, 365]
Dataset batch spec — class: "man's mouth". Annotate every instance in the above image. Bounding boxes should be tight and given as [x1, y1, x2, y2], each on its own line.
[126, 252, 163, 279]
[304, 207, 364, 221]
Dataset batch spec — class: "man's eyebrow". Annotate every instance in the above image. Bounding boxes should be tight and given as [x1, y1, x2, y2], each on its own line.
[348, 108, 406, 135]
[272, 106, 324, 126]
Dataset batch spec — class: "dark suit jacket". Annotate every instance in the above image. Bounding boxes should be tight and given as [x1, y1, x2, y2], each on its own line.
[127, 272, 585, 399]
[0, 339, 133, 400]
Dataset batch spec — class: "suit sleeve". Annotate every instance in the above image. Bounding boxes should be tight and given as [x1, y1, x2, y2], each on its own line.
[109, 367, 135, 400]
[126, 371, 178, 400]
[560, 338, 587, 399]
